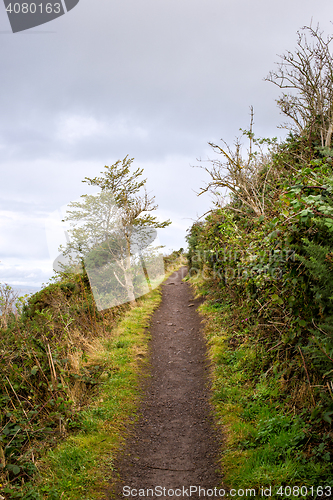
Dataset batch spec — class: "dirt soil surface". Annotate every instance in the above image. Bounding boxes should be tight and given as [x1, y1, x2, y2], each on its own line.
[106, 267, 224, 499]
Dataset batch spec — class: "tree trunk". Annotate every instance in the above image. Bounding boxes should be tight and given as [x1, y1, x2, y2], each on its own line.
[124, 268, 136, 306]
[325, 121, 333, 147]
[139, 252, 152, 292]
[124, 236, 136, 306]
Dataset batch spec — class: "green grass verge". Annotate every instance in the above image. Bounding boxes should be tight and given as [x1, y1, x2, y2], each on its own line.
[191, 278, 333, 500]
[27, 287, 162, 500]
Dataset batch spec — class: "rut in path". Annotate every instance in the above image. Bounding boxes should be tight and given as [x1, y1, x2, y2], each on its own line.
[107, 267, 223, 499]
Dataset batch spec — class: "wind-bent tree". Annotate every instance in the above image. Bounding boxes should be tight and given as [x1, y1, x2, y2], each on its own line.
[61, 156, 171, 308]
[265, 25, 333, 147]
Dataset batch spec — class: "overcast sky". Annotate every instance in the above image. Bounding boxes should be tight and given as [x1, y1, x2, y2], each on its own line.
[1, 0, 333, 289]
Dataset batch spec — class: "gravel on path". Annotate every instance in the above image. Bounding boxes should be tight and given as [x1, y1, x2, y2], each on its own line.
[106, 267, 224, 499]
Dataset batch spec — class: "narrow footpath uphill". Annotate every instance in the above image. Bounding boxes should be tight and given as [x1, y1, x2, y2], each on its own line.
[106, 267, 223, 499]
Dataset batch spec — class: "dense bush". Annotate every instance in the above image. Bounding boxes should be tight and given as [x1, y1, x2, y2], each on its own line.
[187, 132, 333, 482]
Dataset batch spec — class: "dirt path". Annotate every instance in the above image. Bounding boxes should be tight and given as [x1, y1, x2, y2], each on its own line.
[107, 267, 223, 499]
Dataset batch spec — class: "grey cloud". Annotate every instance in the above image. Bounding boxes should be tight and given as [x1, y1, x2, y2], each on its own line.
[0, 0, 333, 286]
[0, 263, 51, 287]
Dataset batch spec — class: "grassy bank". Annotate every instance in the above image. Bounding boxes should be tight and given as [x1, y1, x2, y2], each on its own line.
[0, 252, 184, 499]
[190, 275, 333, 498]
[34, 286, 162, 500]
[188, 243, 333, 498]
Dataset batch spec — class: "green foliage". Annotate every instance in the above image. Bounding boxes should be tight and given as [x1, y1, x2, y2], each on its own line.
[61, 156, 171, 307]
[0, 252, 182, 498]
[189, 128, 333, 489]
[0, 270, 128, 497]
[197, 291, 333, 492]
[34, 282, 164, 500]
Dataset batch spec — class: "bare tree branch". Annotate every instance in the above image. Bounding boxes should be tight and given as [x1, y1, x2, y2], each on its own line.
[266, 24, 333, 147]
